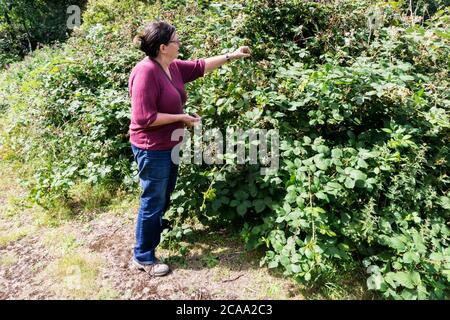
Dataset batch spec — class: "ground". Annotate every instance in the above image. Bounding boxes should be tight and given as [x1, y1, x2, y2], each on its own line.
[0, 160, 373, 300]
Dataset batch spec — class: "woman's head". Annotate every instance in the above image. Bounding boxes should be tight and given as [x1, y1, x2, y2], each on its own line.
[134, 21, 180, 59]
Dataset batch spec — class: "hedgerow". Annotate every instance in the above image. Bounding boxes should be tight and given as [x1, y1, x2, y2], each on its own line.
[0, 0, 448, 299]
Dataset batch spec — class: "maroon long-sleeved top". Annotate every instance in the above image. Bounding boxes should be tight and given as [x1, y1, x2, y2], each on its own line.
[128, 56, 205, 150]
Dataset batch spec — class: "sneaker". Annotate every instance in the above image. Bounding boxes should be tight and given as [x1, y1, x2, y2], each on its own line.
[130, 258, 170, 277]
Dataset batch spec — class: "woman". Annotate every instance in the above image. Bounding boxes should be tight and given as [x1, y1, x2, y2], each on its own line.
[129, 21, 251, 276]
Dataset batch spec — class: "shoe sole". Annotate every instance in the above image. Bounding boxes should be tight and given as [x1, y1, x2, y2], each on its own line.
[130, 259, 170, 277]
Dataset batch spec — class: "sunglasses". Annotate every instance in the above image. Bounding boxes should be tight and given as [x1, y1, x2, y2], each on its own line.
[168, 39, 181, 45]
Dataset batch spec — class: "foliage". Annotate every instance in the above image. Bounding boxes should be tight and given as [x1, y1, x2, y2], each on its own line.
[0, 0, 87, 67]
[0, 0, 449, 299]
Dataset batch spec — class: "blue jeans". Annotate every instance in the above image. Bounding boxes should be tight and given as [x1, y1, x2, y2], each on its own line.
[131, 144, 179, 264]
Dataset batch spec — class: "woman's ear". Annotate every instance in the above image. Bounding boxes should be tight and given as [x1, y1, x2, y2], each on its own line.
[159, 43, 167, 54]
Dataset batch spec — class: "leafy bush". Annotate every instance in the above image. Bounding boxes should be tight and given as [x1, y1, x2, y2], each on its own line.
[0, 0, 87, 67]
[0, 0, 448, 299]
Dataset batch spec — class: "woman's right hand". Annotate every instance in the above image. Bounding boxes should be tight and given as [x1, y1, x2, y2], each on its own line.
[181, 113, 201, 127]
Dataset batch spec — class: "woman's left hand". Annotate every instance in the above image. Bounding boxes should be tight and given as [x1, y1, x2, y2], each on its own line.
[230, 46, 251, 60]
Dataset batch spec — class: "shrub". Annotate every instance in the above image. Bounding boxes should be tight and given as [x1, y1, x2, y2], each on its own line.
[0, 0, 448, 299]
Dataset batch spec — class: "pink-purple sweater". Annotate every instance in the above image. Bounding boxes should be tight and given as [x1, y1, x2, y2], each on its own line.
[128, 57, 205, 150]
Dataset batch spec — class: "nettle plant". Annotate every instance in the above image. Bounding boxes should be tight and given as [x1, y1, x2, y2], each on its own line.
[0, 0, 448, 299]
[173, 0, 450, 299]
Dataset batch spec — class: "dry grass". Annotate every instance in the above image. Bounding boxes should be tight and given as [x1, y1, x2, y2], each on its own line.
[0, 251, 18, 267]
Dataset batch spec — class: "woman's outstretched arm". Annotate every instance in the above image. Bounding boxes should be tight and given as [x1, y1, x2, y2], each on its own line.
[204, 46, 251, 73]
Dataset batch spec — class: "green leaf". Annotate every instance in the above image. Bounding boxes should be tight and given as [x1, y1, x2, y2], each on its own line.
[327, 182, 342, 189]
[283, 202, 292, 214]
[344, 177, 355, 189]
[316, 145, 329, 154]
[254, 199, 266, 213]
[314, 157, 330, 171]
[234, 190, 249, 200]
[237, 203, 247, 216]
[411, 229, 426, 254]
[439, 196, 450, 210]
[304, 272, 311, 281]
[443, 270, 450, 282]
[315, 191, 328, 201]
[386, 271, 418, 289]
[410, 272, 421, 286]
[403, 251, 420, 264]
[280, 256, 290, 267]
[264, 197, 273, 206]
[399, 75, 414, 81]
[350, 169, 367, 182]
[387, 236, 407, 252]
[290, 264, 301, 273]
[400, 289, 416, 300]
[331, 149, 342, 158]
[230, 199, 239, 207]
[384, 272, 397, 288]
[216, 97, 226, 106]
[285, 191, 297, 204]
[429, 252, 444, 262]
[357, 158, 368, 168]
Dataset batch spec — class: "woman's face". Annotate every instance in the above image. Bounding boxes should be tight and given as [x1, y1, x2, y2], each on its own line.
[163, 32, 181, 60]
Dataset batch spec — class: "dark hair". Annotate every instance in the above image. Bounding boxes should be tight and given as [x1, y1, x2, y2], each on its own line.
[134, 21, 176, 58]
